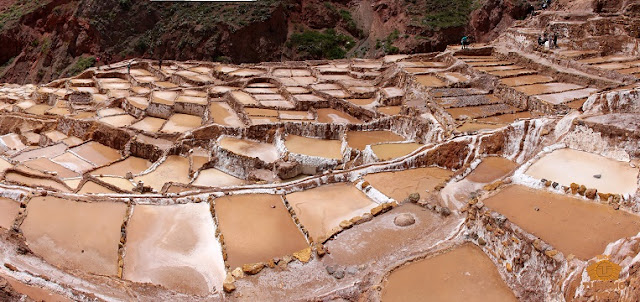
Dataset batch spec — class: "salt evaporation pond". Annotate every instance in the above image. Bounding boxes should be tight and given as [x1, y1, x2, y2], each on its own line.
[215, 194, 308, 268]
[286, 183, 377, 241]
[346, 130, 405, 150]
[382, 244, 518, 302]
[134, 155, 190, 191]
[284, 135, 342, 160]
[466, 157, 517, 183]
[124, 203, 226, 296]
[364, 167, 452, 201]
[193, 168, 246, 187]
[0, 197, 19, 230]
[484, 185, 640, 260]
[21, 197, 126, 276]
[219, 137, 279, 163]
[371, 143, 423, 161]
[525, 148, 638, 195]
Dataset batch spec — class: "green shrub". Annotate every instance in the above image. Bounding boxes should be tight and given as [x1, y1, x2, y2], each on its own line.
[68, 56, 95, 76]
[289, 29, 355, 60]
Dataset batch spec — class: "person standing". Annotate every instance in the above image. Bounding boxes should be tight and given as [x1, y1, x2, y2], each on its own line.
[127, 61, 131, 75]
[159, 58, 163, 70]
[553, 33, 559, 48]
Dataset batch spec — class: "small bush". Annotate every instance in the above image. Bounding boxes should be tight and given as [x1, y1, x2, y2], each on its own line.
[289, 29, 355, 60]
[68, 56, 95, 76]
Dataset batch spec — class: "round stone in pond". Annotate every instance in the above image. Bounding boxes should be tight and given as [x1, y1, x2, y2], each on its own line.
[394, 213, 415, 227]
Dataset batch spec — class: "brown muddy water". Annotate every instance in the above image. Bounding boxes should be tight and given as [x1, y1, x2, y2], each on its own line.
[134, 155, 191, 191]
[90, 156, 152, 177]
[0, 197, 19, 230]
[284, 135, 342, 160]
[364, 167, 452, 201]
[160, 114, 202, 133]
[130, 117, 167, 133]
[371, 143, 423, 161]
[382, 243, 518, 302]
[193, 168, 246, 187]
[124, 203, 226, 296]
[346, 130, 405, 150]
[72, 142, 122, 167]
[21, 197, 126, 276]
[286, 183, 377, 241]
[466, 157, 517, 183]
[215, 194, 309, 268]
[219, 137, 279, 163]
[483, 185, 640, 260]
[316, 108, 362, 124]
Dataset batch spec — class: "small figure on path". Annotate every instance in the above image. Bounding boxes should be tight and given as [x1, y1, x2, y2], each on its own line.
[461, 36, 469, 49]
[159, 58, 163, 70]
[127, 61, 132, 75]
[553, 33, 558, 48]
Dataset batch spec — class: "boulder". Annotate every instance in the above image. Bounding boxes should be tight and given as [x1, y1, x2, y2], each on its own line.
[394, 213, 416, 227]
[577, 185, 587, 195]
[242, 262, 265, 275]
[223, 274, 236, 293]
[585, 189, 597, 199]
[570, 183, 579, 194]
[407, 193, 420, 203]
[293, 247, 312, 263]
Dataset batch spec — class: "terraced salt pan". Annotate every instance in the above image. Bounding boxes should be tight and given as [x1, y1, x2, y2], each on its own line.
[316, 108, 362, 124]
[514, 83, 583, 95]
[525, 148, 638, 195]
[160, 114, 202, 133]
[346, 131, 405, 150]
[127, 97, 149, 110]
[52, 152, 94, 173]
[72, 141, 121, 166]
[78, 181, 117, 194]
[488, 69, 537, 78]
[94, 176, 135, 191]
[130, 116, 166, 132]
[534, 88, 598, 104]
[134, 155, 191, 191]
[0, 133, 26, 152]
[0, 197, 19, 229]
[371, 143, 423, 161]
[500, 75, 554, 87]
[284, 135, 342, 160]
[209, 102, 244, 127]
[466, 157, 518, 183]
[21, 197, 126, 276]
[446, 104, 518, 120]
[286, 183, 377, 241]
[99, 114, 136, 128]
[124, 203, 226, 295]
[278, 111, 313, 120]
[219, 137, 279, 163]
[364, 167, 452, 201]
[456, 122, 505, 133]
[22, 157, 79, 179]
[484, 185, 640, 260]
[4, 172, 71, 192]
[215, 194, 308, 268]
[90, 156, 152, 177]
[378, 106, 402, 115]
[152, 91, 178, 105]
[231, 91, 258, 105]
[382, 244, 518, 302]
[477, 111, 533, 124]
[98, 108, 125, 117]
[193, 168, 246, 187]
[415, 75, 446, 88]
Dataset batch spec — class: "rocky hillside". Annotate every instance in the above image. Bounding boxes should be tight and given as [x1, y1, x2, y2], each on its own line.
[0, 0, 534, 84]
